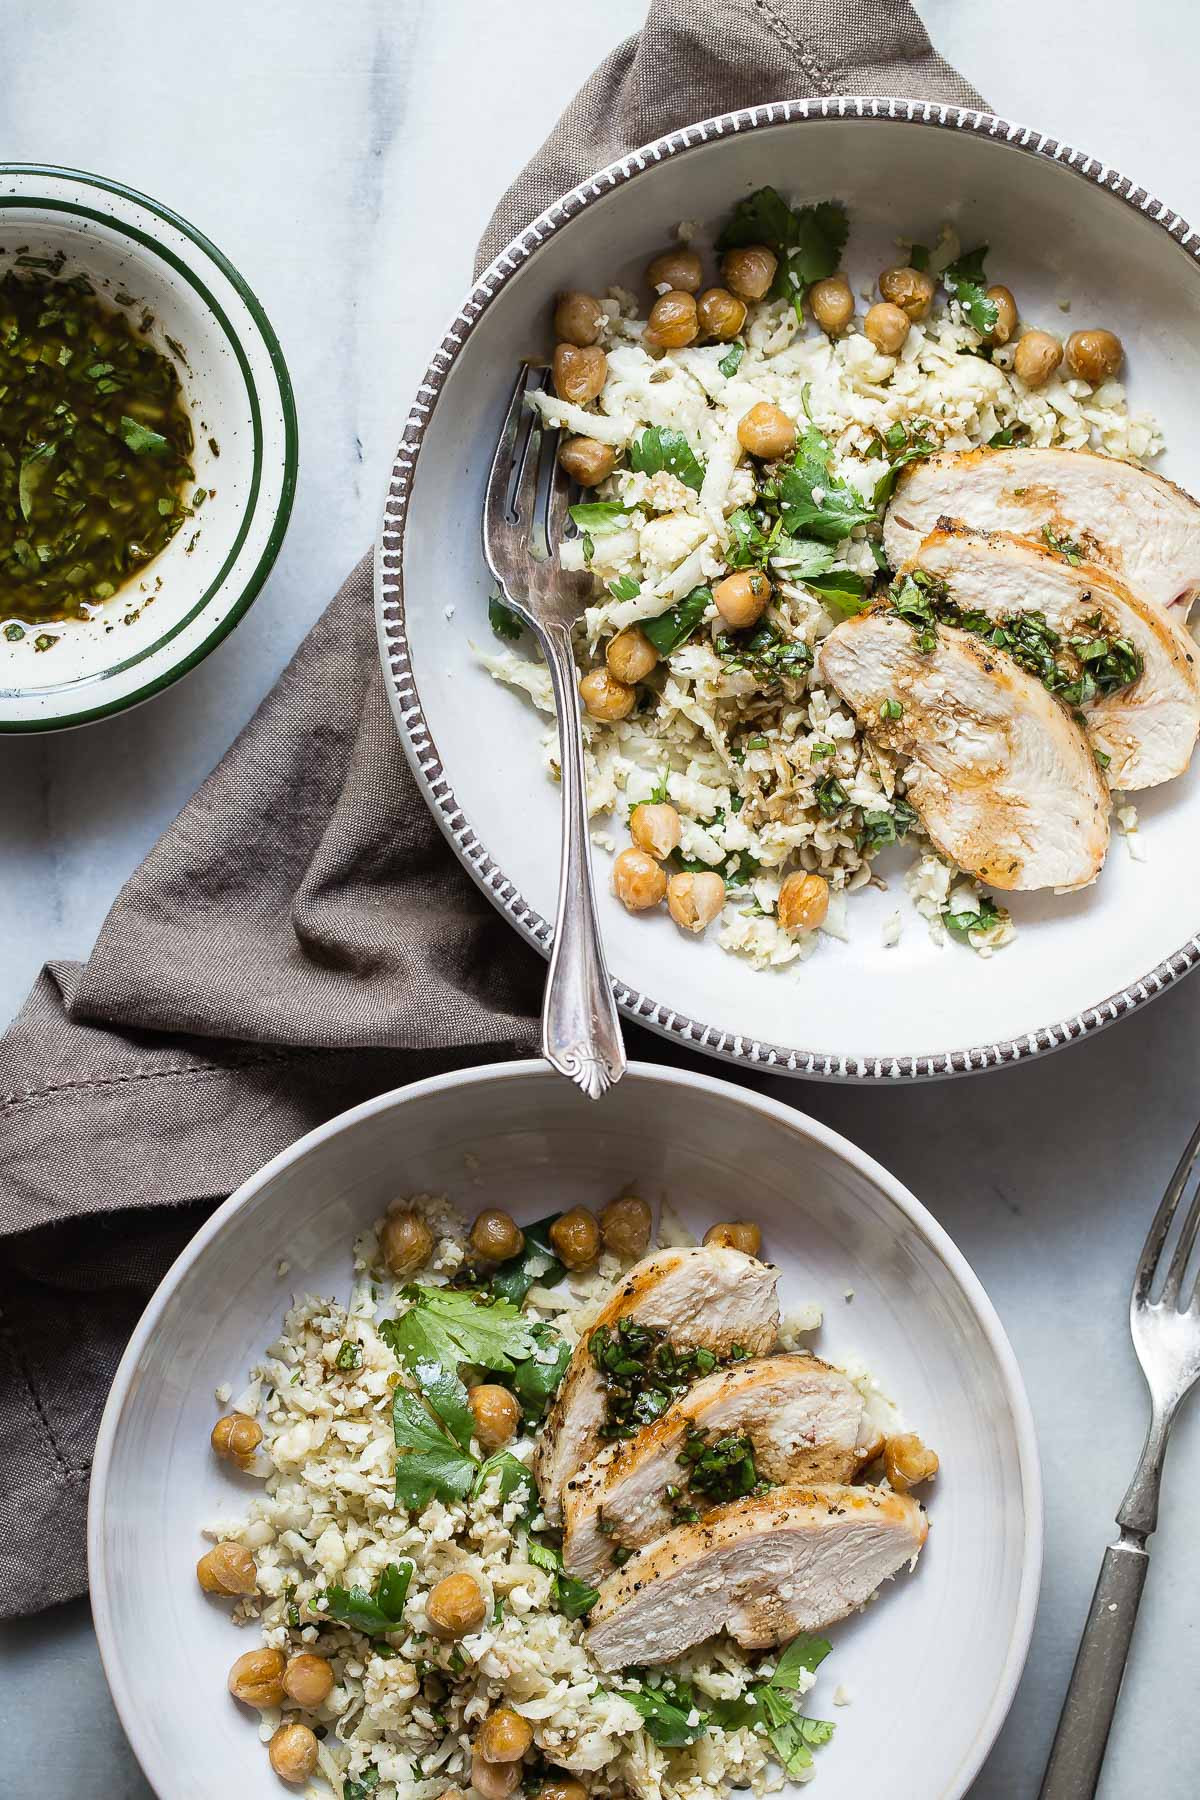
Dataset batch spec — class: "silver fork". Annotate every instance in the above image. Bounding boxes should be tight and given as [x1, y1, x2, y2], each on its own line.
[1040, 1116, 1200, 1799]
[481, 365, 626, 1100]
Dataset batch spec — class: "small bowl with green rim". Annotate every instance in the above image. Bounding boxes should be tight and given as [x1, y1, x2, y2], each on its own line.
[0, 164, 297, 732]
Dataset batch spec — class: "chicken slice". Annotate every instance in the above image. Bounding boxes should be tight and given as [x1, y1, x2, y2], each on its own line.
[534, 1246, 779, 1525]
[884, 446, 1200, 618]
[906, 526, 1200, 789]
[816, 610, 1110, 891]
[584, 1483, 928, 1671]
[562, 1353, 882, 1583]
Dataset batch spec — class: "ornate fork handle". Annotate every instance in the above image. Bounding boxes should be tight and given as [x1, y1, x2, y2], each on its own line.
[536, 617, 626, 1099]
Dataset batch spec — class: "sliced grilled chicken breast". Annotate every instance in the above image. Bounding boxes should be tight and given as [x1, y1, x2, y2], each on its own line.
[562, 1353, 881, 1582]
[816, 610, 1110, 890]
[533, 1246, 779, 1525]
[584, 1483, 928, 1670]
[906, 526, 1200, 789]
[884, 446, 1200, 617]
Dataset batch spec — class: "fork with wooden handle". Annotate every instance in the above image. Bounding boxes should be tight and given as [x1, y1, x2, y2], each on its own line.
[481, 366, 626, 1100]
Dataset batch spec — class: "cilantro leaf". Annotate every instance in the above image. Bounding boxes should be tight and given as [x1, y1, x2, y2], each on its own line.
[766, 534, 834, 577]
[942, 894, 1006, 943]
[788, 201, 848, 288]
[569, 502, 629, 531]
[726, 507, 768, 568]
[716, 188, 848, 322]
[769, 1633, 832, 1688]
[908, 242, 930, 272]
[641, 585, 712, 656]
[489, 594, 523, 641]
[718, 342, 744, 378]
[511, 1321, 571, 1414]
[988, 424, 1027, 448]
[343, 1774, 381, 1800]
[323, 1561, 413, 1635]
[618, 1685, 707, 1746]
[412, 1355, 476, 1451]
[776, 434, 873, 544]
[384, 1286, 536, 1375]
[490, 1213, 566, 1306]
[608, 575, 641, 601]
[871, 420, 937, 505]
[943, 246, 998, 337]
[473, 1450, 533, 1503]
[119, 414, 169, 455]
[392, 1387, 478, 1509]
[761, 1700, 836, 1775]
[945, 243, 989, 284]
[629, 426, 706, 492]
[801, 567, 870, 606]
[526, 1537, 600, 1619]
[717, 186, 798, 253]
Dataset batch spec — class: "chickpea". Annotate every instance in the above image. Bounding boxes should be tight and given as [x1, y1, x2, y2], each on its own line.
[605, 627, 657, 685]
[644, 290, 699, 350]
[721, 244, 777, 301]
[470, 1208, 525, 1262]
[737, 401, 795, 460]
[472, 1751, 522, 1800]
[549, 1206, 602, 1270]
[228, 1647, 286, 1709]
[380, 1209, 434, 1277]
[808, 274, 854, 335]
[630, 801, 681, 860]
[269, 1722, 319, 1785]
[282, 1652, 334, 1709]
[666, 870, 725, 934]
[540, 1781, 587, 1800]
[884, 1432, 940, 1492]
[1013, 329, 1062, 389]
[713, 569, 770, 630]
[552, 343, 607, 406]
[646, 248, 703, 294]
[210, 1411, 263, 1466]
[863, 302, 910, 356]
[697, 287, 747, 342]
[558, 436, 617, 488]
[598, 1194, 653, 1259]
[553, 291, 604, 348]
[197, 1541, 257, 1597]
[468, 1383, 521, 1450]
[703, 1220, 762, 1257]
[580, 666, 636, 722]
[777, 869, 829, 932]
[612, 846, 667, 912]
[1065, 328, 1124, 386]
[479, 1706, 535, 1763]
[878, 265, 935, 322]
[986, 284, 1018, 346]
[427, 1571, 487, 1640]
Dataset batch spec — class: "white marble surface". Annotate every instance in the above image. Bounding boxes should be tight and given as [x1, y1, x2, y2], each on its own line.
[3, 1, 1200, 1795]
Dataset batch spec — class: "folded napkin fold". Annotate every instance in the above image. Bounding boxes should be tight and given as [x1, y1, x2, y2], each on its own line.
[0, 0, 983, 1617]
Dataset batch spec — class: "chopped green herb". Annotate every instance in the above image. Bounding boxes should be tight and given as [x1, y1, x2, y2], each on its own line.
[527, 1537, 601, 1619]
[871, 418, 936, 505]
[677, 1426, 762, 1505]
[879, 697, 903, 719]
[488, 593, 523, 640]
[323, 1562, 413, 1636]
[472, 1451, 534, 1504]
[641, 585, 712, 656]
[857, 798, 919, 855]
[119, 414, 169, 456]
[942, 894, 1007, 942]
[335, 1340, 363, 1371]
[987, 424, 1027, 448]
[942, 246, 999, 337]
[718, 342, 745, 378]
[814, 774, 850, 818]
[715, 622, 813, 684]
[629, 426, 706, 491]
[511, 1322, 571, 1415]
[591, 1318, 720, 1439]
[1042, 524, 1085, 566]
[608, 575, 640, 601]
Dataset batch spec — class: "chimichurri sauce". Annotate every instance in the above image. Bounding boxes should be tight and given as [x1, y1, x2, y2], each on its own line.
[0, 270, 194, 624]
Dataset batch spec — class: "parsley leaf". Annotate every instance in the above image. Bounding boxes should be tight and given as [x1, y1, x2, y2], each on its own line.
[629, 426, 706, 492]
[569, 502, 629, 531]
[323, 1561, 413, 1636]
[943, 246, 999, 337]
[718, 342, 745, 378]
[383, 1286, 536, 1375]
[119, 414, 169, 455]
[490, 1213, 566, 1306]
[489, 594, 523, 640]
[641, 585, 712, 656]
[391, 1385, 478, 1509]
[618, 1684, 707, 1746]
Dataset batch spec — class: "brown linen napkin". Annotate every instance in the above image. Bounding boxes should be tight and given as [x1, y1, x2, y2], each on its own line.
[0, 0, 984, 1617]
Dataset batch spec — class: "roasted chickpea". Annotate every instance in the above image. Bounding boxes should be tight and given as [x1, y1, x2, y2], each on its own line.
[644, 290, 699, 350]
[1065, 328, 1124, 386]
[553, 290, 604, 347]
[558, 435, 617, 488]
[713, 569, 770, 630]
[878, 265, 935, 322]
[269, 1722, 319, 1785]
[863, 302, 910, 356]
[646, 248, 703, 294]
[697, 287, 747, 342]
[549, 1206, 602, 1270]
[613, 847, 667, 912]
[1013, 329, 1062, 389]
[777, 870, 829, 932]
[468, 1383, 521, 1450]
[427, 1571, 487, 1640]
[630, 801, 681, 860]
[479, 1706, 535, 1763]
[539, 1780, 587, 1800]
[598, 1194, 653, 1259]
[721, 244, 778, 301]
[580, 666, 636, 722]
[605, 627, 658, 685]
[552, 343, 607, 405]
[470, 1208, 524, 1262]
[808, 274, 854, 335]
[228, 1647, 286, 1709]
[380, 1209, 434, 1277]
[282, 1652, 334, 1709]
[703, 1220, 762, 1256]
[471, 1751, 522, 1800]
[736, 401, 795, 460]
[884, 1432, 940, 1492]
[666, 870, 725, 934]
[986, 284, 1018, 346]
[211, 1411, 263, 1465]
[197, 1541, 257, 1597]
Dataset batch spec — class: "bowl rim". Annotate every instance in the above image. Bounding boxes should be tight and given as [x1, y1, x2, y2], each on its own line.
[374, 94, 1200, 1083]
[88, 1055, 1043, 1800]
[0, 162, 299, 733]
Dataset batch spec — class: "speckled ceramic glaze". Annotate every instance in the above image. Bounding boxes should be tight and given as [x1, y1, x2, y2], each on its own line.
[0, 165, 297, 730]
[376, 98, 1200, 1081]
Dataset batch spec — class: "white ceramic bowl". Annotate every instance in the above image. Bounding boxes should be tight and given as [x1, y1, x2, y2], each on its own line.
[89, 1060, 1040, 1800]
[377, 99, 1200, 1080]
[0, 164, 297, 731]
